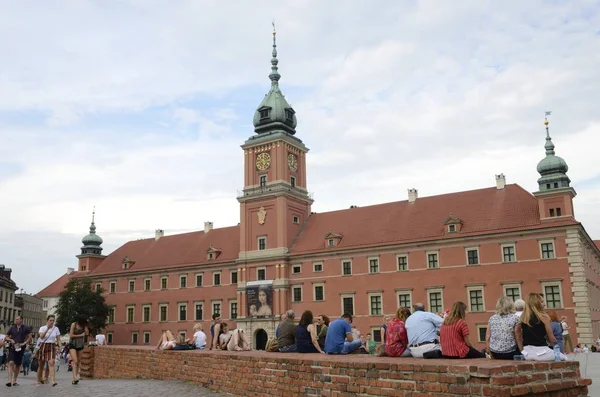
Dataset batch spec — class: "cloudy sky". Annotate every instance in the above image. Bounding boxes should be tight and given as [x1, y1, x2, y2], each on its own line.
[1, 1, 599, 294]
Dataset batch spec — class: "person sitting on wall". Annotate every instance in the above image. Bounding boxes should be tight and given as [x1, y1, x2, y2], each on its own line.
[295, 311, 324, 354]
[277, 310, 297, 352]
[173, 334, 192, 351]
[439, 302, 485, 359]
[405, 303, 442, 358]
[385, 307, 412, 357]
[515, 293, 567, 361]
[216, 324, 251, 351]
[156, 330, 176, 351]
[324, 313, 362, 355]
[486, 296, 521, 360]
[191, 323, 207, 350]
[209, 314, 221, 350]
[249, 287, 273, 317]
[275, 314, 286, 338]
[316, 315, 330, 350]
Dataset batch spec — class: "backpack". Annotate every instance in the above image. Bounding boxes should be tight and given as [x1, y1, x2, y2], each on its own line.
[265, 338, 279, 352]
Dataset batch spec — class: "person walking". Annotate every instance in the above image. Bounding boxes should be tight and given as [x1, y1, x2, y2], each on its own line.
[5, 316, 32, 387]
[560, 316, 574, 353]
[68, 315, 90, 385]
[36, 315, 61, 386]
[22, 349, 31, 376]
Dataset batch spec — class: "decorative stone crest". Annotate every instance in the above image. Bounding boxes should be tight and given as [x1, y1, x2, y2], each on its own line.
[257, 206, 266, 225]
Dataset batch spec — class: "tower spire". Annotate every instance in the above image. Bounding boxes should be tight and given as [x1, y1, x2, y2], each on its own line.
[544, 111, 555, 155]
[81, 207, 103, 255]
[90, 206, 96, 233]
[269, 22, 280, 85]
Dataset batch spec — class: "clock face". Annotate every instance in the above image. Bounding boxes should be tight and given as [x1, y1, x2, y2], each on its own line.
[287, 153, 298, 171]
[256, 152, 271, 171]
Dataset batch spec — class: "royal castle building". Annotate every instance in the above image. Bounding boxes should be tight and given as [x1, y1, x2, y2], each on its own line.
[39, 30, 600, 349]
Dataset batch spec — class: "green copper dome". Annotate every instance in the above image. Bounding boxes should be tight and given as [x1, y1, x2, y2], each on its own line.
[81, 210, 104, 255]
[536, 118, 571, 191]
[253, 27, 297, 135]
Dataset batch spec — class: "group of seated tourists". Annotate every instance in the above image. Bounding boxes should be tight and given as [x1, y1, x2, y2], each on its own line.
[267, 292, 570, 361]
[155, 292, 572, 362]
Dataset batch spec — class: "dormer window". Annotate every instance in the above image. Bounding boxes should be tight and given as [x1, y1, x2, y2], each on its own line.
[205, 245, 222, 261]
[260, 109, 270, 119]
[443, 213, 463, 234]
[285, 109, 294, 121]
[122, 256, 135, 270]
[324, 230, 343, 248]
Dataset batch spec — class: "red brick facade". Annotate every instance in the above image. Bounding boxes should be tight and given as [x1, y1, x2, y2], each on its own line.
[80, 346, 592, 396]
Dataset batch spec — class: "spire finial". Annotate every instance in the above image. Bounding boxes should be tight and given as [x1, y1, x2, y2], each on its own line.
[90, 206, 97, 233]
[269, 21, 280, 85]
[544, 111, 555, 155]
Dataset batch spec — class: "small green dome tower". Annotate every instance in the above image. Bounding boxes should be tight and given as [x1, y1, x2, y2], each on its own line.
[536, 114, 571, 191]
[81, 208, 103, 255]
[253, 23, 297, 136]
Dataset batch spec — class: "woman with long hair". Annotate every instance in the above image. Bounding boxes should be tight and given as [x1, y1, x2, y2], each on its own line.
[316, 314, 329, 350]
[155, 330, 176, 350]
[249, 287, 273, 317]
[515, 293, 566, 361]
[439, 301, 485, 358]
[485, 297, 521, 359]
[36, 315, 61, 386]
[385, 307, 411, 357]
[68, 314, 90, 384]
[295, 311, 324, 354]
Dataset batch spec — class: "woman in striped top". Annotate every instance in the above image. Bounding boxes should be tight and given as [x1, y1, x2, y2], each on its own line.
[440, 302, 485, 359]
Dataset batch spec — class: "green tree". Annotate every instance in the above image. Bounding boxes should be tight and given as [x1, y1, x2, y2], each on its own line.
[55, 277, 109, 336]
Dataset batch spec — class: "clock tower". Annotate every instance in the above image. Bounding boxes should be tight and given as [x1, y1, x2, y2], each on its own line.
[237, 26, 313, 262]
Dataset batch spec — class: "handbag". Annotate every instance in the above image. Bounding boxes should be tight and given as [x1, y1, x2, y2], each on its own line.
[33, 327, 54, 356]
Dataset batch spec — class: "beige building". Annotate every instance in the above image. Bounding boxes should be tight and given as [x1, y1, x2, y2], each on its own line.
[0, 264, 18, 333]
[15, 293, 46, 334]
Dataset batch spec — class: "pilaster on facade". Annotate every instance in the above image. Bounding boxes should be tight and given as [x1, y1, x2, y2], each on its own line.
[566, 228, 593, 344]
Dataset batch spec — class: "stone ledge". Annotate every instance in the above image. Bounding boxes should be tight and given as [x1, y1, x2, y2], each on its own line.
[82, 346, 592, 396]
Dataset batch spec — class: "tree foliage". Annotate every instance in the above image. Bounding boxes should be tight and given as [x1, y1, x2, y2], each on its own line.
[55, 277, 109, 336]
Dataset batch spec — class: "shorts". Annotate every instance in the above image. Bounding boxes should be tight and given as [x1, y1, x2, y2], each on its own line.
[8, 349, 25, 366]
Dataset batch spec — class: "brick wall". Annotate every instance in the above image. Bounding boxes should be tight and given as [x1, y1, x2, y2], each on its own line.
[82, 346, 592, 396]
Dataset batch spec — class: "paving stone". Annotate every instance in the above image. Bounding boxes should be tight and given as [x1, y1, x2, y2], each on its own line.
[0, 365, 223, 397]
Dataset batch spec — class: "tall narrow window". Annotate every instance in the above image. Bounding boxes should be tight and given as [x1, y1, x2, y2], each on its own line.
[161, 277, 168, 289]
[428, 291, 443, 313]
[290, 176, 296, 188]
[127, 307, 134, 323]
[144, 279, 151, 291]
[556, 208, 562, 216]
[541, 242, 555, 259]
[257, 268, 266, 281]
[259, 175, 267, 187]
[503, 245, 516, 262]
[213, 273, 221, 286]
[469, 289, 484, 312]
[342, 261, 352, 275]
[467, 249, 479, 265]
[258, 237, 266, 251]
[179, 304, 187, 321]
[292, 287, 302, 302]
[195, 303, 203, 321]
[369, 258, 379, 273]
[314, 285, 324, 301]
[544, 285, 562, 309]
[110, 282, 116, 293]
[427, 253, 439, 269]
[143, 306, 151, 322]
[128, 280, 135, 292]
[369, 295, 382, 315]
[342, 296, 354, 315]
[549, 208, 555, 217]
[397, 255, 408, 271]
[230, 271, 238, 284]
[180, 275, 187, 288]
[196, 274, 203, 287]
[159, 305, 168, 322]
[230, 302, 238, 319]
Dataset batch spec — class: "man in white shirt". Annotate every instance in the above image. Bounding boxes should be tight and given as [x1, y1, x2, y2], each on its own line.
[560, 316, 573, 353]
[95, 333, 106, 346]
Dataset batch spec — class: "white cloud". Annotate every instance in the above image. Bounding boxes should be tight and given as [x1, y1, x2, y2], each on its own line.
[1, 0, 599, 293]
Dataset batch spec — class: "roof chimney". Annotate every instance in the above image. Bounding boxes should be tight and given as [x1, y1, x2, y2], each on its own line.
[155, 229, 164, 241]
[495, 174, 506, 190]
[408, 188, 418, 203]
[66, 267, 75, 275]
[204, 221, 214, 234]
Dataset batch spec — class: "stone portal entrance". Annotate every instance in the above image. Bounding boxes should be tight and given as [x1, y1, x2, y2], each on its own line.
[254, 329, 268, 351]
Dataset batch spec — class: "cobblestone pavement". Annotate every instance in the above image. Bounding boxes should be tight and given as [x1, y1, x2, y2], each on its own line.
[0, 366, 223, 397]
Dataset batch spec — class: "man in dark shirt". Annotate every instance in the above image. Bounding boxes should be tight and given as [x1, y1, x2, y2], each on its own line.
[277, 310, 297, 352]
[5, 316, 32, 387]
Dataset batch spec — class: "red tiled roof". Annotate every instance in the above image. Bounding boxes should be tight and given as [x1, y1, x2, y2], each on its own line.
[290, 184, 579, 254]
[37, 271, 81, 297]
[89, 226, 240, 276]
[594, 240, 600, 250]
